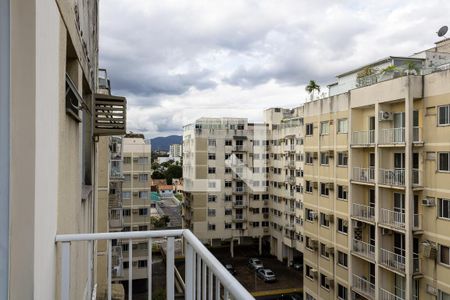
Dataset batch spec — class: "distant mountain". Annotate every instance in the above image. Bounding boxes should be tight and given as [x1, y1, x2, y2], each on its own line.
[150, 135, 182, 151]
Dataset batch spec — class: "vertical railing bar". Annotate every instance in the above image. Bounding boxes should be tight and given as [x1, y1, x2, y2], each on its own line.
[147, 238, 152, 300]
[185, 242, 194, 300]
[208, 269, 213, 300]
[61, 242, 70, 300]
[88, 240, 93, 300]
[107, 240, 112, 300]
[196, 254, 201, 300]
[129, 239, 132, 300]
[215, 277, 220, 300]
[202, 261, 206, 300]
[166, 237, 175, 300]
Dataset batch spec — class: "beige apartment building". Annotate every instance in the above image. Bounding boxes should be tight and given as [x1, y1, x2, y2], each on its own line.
[183, 39, 450, 300]
[121, 134, 154, 282]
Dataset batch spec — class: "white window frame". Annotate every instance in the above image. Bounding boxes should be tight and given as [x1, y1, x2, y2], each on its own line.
[438, 105, 450, 126]
[337, 118, 348, 134]
[438, 152, 450, 172]
[320, 121, 329, 135]
[337, 152, 348, 167]
[439, 198, 450, 220]
[439, 244, 450, 266]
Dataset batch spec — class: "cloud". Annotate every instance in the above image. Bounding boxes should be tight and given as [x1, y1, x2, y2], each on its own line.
[99, 0, 450, 138]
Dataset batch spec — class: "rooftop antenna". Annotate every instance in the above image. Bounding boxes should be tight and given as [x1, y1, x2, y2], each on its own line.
[437, 25, 448, 38]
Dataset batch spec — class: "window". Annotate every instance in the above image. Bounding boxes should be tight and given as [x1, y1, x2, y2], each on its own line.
[438, 105, 450, 125]
[137, 260, 147, 268]
[262, 221, 269, 227]
[337, 218, 348, 234]
[137, 157, 148, 164]
[253, 194, 260, 200]
[252, 222, 260, 227]
[320, 213, 330, 227]
[138, 191, 148, 199]
[208, 195, 216, 202]
[438, 152, 450, 171]
[224, 195, 232, 202]
[208, 209, 216, 216]
[138, 174, 148, 181]
[337, 152, 348, 166]
[225, 208, 232, 215]
[337, 185, 347, 200]
[208, 224, 216, 231]
[439, 198, 450, 219]
[225, 181, 232, 188]
[208, 153, 216, 160]
[337, 284, 348, 300]
[208, 139, 216, 146]
[305, 152, 314, 164]
[320, 152, 329, 165]
[439, 290, 450, 300]
[123, 261, 129, 269]
[225, 167, 231, 174]
[320, 243, 329, 258]
[337, 251, 348, 267]
[305, 265, 315, 279]
[122, 191, 131, 199]
[123, 157, 131, 164]
[225, 140, 232, 146]
[225, 153, 231, 160]
[337, 118, 348, 134]
[320, 273, 330, 290]
[208, 167, 216, 174]
[306, 208, 315, 221]
[123, 209, 131, 216]
[320, 183, 329, 196]
[306, 123, 314, 136]
[439, 244, 450, 266]
[124, 174, 131, 181]
[138, 208, 148, 216]
[305, 181, 313, 193]
[320, 121, 329, 135]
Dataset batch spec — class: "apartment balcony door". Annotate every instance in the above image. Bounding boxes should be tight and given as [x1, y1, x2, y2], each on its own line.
[394, 232, 405, 257]
[369, 116, 375, 131]
[369, 189, 375, 209]
[369, 225, 375, 247]
[369, 153, 375, 180]
[394, 192, 405, 216]
[394, 112, 405, 143]
[369, 263, 375, 285]
[395, 274, 406, 299]
[394, 152, 405, 184]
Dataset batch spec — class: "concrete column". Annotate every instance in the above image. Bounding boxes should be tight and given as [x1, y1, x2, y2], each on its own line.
[404, 76, 414, 300]
[230, 239, 234, 258]
[374, 102, 380, 300]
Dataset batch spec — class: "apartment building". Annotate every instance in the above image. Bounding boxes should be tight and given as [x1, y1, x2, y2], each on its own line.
[183, 39, 450, 300]
[183, 118, 270, 253]
[121, 134, 153, 282]
[170, 143, 183, 158]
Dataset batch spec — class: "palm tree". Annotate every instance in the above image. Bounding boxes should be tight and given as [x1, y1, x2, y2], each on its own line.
[404, 61, 419, 75]
[305, 80, 320, 100]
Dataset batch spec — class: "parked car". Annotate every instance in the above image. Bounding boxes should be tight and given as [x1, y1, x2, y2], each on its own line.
[224, 264, 236, 275]
[248, 258, 264, 270]
[256, 268, 276, 282]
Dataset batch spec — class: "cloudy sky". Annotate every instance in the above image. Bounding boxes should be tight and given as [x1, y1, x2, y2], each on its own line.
[99, 0, 449, 138]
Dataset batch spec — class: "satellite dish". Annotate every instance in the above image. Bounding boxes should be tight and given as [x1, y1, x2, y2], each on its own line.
[437, 26, 448, 37]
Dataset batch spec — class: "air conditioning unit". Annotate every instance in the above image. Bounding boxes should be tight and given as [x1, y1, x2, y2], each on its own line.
[328, 150, 334, 158]
[423, 242, 437, 259]
[325, 277, 334, 286]
[132, 209, 138, 214]
[422, 198, 436, 207]
[310, 268, 318, 277]
[310, 239, 318, 249]
[382, 228, 393, 235]
[326, 245, 334, 253]
[379, 111, 393, 121]
[353, 221, 364, 229]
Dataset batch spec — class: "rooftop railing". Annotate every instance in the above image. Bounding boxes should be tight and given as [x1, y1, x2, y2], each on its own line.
[55, 229, 254, 300]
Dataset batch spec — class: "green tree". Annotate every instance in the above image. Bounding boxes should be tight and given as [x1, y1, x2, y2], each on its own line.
[165, 164, 182, 184]
[305, 80, 320, 99]
[151, 170, 165, 179]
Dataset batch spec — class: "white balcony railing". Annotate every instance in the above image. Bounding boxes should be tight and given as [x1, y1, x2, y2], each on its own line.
[352, 167, 375, 183]
[379, 169, 405, 186]
[352, 239, 375, 260]
[379, 248, 405, 272]
[352, 203, 375, 222]
[55, 229, 254, 300]
[380, 208, 405, 229]
[379, 288, 405, 300]
[352, 274, 375, 299]
[351, 130, 375, 145]
[379, 127, 405, 144]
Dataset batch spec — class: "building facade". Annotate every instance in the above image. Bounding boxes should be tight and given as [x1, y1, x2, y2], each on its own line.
[170, 143, 183, 158]
[183, 40, 450, 300]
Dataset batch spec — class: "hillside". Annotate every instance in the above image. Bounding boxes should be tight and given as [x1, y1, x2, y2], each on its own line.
[150, 135, 182, 151]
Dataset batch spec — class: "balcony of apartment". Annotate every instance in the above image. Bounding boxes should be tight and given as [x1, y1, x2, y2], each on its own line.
[379, 127, 405, 146]
[109, 208, 124, 229]
[351, 130, 375, 147]
[55, 230, 254, 300]
[379, 169, 405, 187]
[379, 248, 405, 273]
[285, 159, 295, 169]
[379, 288, 405, 300]
[379, 208, 405, 231]
[232, 145, 246, 152]
[352, 167, 375, 185]
[285, 205, 296, 215]
[352, 239, 375, 261]
[352, 203, 375, 223]
[352, 274, 375, 299]
[110, 161, 125, 180]
[232, 214, 247, 223]
[285, 175, 296, 185]
[232, 186, 246, 194]
[232, 200, 247, 208]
